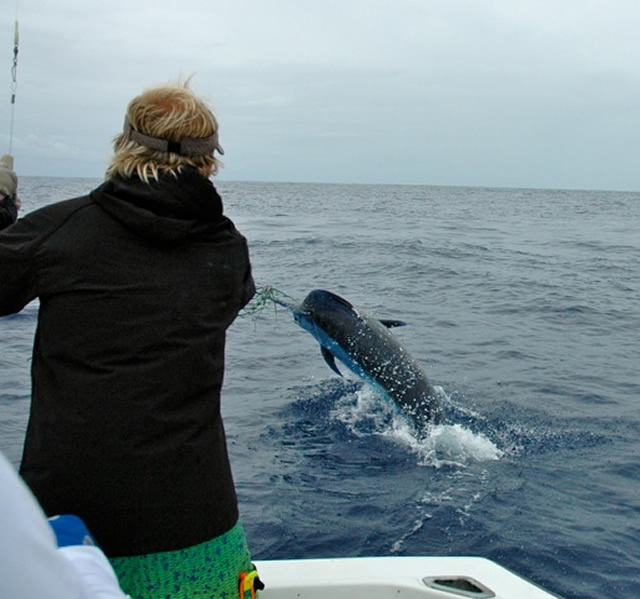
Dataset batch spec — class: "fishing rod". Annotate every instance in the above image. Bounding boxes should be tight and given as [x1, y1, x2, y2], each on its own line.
[8, 18, 19, 154]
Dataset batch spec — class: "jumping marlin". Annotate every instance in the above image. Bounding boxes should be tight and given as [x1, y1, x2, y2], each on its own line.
[272, 289, 445, 431]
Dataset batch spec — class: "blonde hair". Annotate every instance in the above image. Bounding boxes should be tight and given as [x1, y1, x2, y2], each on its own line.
[106, 81, 221, 181]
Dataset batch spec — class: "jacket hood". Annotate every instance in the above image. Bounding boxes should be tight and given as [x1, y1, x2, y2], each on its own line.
[91, 168, 224, 242]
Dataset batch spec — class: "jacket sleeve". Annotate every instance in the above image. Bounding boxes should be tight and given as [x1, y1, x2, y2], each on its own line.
[0, 211, 41, 316]
[0, 196, 18, 230]
[240, 243, 256, 309]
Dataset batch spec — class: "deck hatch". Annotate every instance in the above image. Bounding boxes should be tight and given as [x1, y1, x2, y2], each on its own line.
[422, 576, 495, 598]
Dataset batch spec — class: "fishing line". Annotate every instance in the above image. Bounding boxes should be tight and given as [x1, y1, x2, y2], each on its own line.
[8, 13, 19, 153]
[238, 285, 297, 318]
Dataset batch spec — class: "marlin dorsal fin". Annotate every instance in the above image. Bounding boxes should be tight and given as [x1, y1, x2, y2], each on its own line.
[380, 319, 407, 328]
[321, 346, 343, 376]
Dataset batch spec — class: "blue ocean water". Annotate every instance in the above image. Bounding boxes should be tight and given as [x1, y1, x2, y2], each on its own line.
[1, 177, 638, 598]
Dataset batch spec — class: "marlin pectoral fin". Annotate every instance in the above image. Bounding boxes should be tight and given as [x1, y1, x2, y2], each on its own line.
[321, 346, 343, 376]
[380, 319, 407, 328]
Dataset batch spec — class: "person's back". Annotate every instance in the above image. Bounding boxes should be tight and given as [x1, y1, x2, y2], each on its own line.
[0, 82, 258, 599]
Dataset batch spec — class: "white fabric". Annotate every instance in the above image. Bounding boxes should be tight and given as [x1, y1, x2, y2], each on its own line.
[0, 452, 129, 599]
[59, 546, 130, 599]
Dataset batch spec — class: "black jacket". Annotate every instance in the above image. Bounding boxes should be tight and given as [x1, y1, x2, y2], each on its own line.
[0, 169, 255, 556]
[0, 195, 18, 230]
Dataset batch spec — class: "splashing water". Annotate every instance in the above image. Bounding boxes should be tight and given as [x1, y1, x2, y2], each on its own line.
[412, 424, 504, 467]
[330, 384, 503, 467]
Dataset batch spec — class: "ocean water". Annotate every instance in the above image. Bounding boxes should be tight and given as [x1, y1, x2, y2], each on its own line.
[1, 177, 639, 599]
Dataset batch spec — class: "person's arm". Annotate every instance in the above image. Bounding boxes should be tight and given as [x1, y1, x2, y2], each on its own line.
[0, 212, 40, 316]
[0, 192, 19, 230]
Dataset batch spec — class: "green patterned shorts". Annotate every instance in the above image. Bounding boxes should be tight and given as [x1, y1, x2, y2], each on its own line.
[110, 521, 254, 599]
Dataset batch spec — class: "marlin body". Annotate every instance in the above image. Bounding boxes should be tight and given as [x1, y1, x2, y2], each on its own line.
[273, 289, 444, 431]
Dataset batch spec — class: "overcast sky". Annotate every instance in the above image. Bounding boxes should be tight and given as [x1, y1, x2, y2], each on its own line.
[2, 0, 640, 190]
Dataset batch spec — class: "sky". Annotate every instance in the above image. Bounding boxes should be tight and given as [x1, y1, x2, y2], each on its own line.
[2, 0, 640, 190]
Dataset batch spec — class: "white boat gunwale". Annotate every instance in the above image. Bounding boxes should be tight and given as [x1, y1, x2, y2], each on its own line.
[254, 556, 561, 599]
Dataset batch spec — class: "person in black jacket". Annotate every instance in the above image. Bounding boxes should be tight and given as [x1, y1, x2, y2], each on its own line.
[0, 154, 19, 229]
[0, 82, 259, 599]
